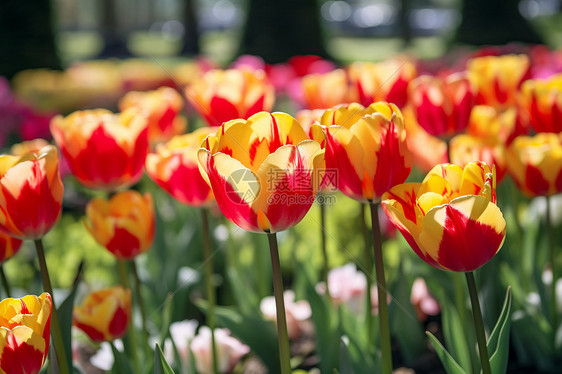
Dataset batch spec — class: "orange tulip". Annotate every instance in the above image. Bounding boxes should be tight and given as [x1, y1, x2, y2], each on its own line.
[50, 109, 149, 191]
[0, 293, 52, 374]
[301, 69, 356, 110]
[506, 133, 562, 197]
[186, 69, 274, 126]
[146, 128, 217, 207]
[0, 231, 22, 264]
[410, 73, 475, 137]
[198, 112, 325, 233]
[521, 73, 562, 133]
[382, 162, 506, 272]
[84, 191, 155, 260]
[468, 54, 530, 109]
[0, 144, 63, 239]
[348, 58, 416, 108]
[119, 87, 187, 144]
[73, 286, 131, 342]
[313, 102, 412, 202]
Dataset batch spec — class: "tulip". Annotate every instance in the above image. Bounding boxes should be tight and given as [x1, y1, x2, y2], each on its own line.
[84, 191, 155, 260]
[521, 73, 562, 133]
[50, 109, 148, 191]
[450, 135, 507, 183]
[198, 111, 325, 233]
[316, 263, 367, 315]
[506, 133, 562, 197]
[0, 143, 63, 240]
[168, 320, 198, 365]
[466, 105, 524, 146]
[190, 327, 250, 374]
[0, 231, 22, 264]
[382, 162, 506, 272]
[0, 292, 52, 374]
[146, 128, 217, 207]
[467, 54, 530, 109]
[260, 290, 312, 340]
[409, 73, 475, 138]
[314, 102, 412, 202]
[119, 86, 187, 144]
[73, 286, 131, 343]
[348, 58, 417, 108]
[301, 69, 357, 110]
[410, 278, 440, 322]
[186, 69, 275, 126]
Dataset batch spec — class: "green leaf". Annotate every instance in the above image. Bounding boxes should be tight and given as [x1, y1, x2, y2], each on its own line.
[439, 292, 474, 373]
[58, 262, 83, 371]
[110, 342, 134, 374]
[487, 287, 512, 374]
[154, 343, 176, 374]
[426, 331, 467, 374]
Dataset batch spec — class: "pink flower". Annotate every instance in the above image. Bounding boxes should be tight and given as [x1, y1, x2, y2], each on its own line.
[260, 290, 312, 339]
[190, 327, 249, 374]
[317, 263, 367, 315]
[410, 278, 440, 322]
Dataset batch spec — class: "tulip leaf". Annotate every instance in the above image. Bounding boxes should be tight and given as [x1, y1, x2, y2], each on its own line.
[154, 343, 176, 374]
[426, 331, 467, 374]
[110, 341, 134, 374]
[487, 287, 512, 374]
[58, 261, 83, 372]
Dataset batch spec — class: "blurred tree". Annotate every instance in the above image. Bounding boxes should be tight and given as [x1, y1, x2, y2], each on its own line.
[455, 0, 543, 45]
[97, 0, 133, 58]
[0, 0, 61, 79]
[180, 0, 201, 55]
[238, 0, 330, 63]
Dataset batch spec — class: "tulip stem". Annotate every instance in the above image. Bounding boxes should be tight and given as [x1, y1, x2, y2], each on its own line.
[465, 271, 491, 374]
[370, 203, 392, 374]
[546, 195, 558, 347]
[201, 208, 219, 374]
[319, 197, 329, 296]
[360, 203, 374, 343]
[130, 260, 152, 360]
[0, 264, 11, 298]
[34, 239, 70, 374]
[267, 232, 292, 374]
[117, 260, 141, 374]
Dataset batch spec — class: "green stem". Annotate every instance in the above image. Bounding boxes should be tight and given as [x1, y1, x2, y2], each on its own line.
[130, 259, 152, 359]
[360, 202, 374, 343]
[201, 208, 219, 374]
[117, 260, 140, 374]
[546, 195, 557, 348]
[465, 271, 491, 374]
[34, 239, 70, 374]
[267, 232, 291, 374]
[319, 197, 329, 296]
[370, 203, 392, 374]
[0, 264, 11, 298]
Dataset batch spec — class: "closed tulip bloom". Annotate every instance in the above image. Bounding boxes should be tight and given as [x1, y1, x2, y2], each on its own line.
[146, 128, 217, 207]
[450, 135, 507, 182]
[466, 105, 523, 146]
[468, 54, 530, 109]
[119, 86, 187, 144]
[0, 144, 63, 239]
[84, 191, 155, 260]
[186, 69, 275, 126]
[0, 231, 22, 264]
[190, 327, 250, 374]
[301, 69, 356, 110]
[410, 73, 475, 138]
[73, 286, 131, 342]
[0, 292, 52, 374]
[348, 58, 416, 108]
[198, 112, 325, 233]
[382, 162, 506, 272]
[521, 73, 562, 133]
[50, 109, 149, 191]
[506, 133, 562, 197]
[314, 102, 412, 202]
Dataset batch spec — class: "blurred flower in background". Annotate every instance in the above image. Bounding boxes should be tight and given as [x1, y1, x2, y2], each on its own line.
[190, 326, 250, 374]
[260, 290, 312, 340]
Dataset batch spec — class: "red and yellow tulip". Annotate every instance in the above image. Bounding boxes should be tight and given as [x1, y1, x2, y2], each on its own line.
[0, 292, 52, 374]
[450, 135, 507, 183]
[348, 58, 416, 108]
[146, 127, 217, 207]
[73, 286, 131, 343]
[50, 109, 149, 191]
[119, 86, 187, 144]
[520, 73, 562, 133]
[468, 54, 530, 109]
[186, 69, 275, 126]
[506, 133, 562, 197]
[409, 73, 475, 138]
[0, 144, 63, 239]
[314, 102, 412, 202]
[198, 112, 325, 233]
[301, 69, 356, 110]
[0, 232, 22, 264]
[84, 191, 155, 260]
[382, 162, 506, 272]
